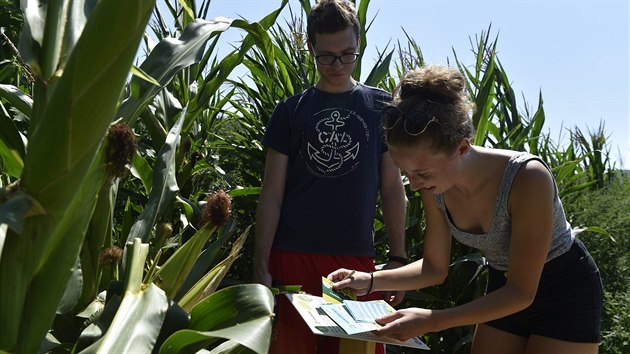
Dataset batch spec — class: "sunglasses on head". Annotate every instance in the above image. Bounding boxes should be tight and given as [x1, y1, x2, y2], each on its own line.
[381, 106, 441, 136]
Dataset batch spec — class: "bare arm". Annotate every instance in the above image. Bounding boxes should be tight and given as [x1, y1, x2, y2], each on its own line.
[379, 151, 407, 259]
[330, 190, 452, 293]
[253, 148, 289, 287]
[375, 191, 453, 291]
[375, 160, 555, 341]
[378, 151, 408, 305]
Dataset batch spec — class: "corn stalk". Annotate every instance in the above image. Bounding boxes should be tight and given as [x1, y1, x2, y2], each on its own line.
[0, 0, 155, 351]
[0, 0, 280, 351]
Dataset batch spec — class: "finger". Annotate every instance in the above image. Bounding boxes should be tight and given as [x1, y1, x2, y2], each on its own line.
[374, 321, 397, 338]
[375, 321, 410, 342]
[378, 324, 415, 343]
[387, 291, 405, 306]
[332, 277, 354, 290]
[375, 310, 403, 325]
[388, 297, 402, 306]
[380, 291, 394, 303]
[327, 268, 351, 282]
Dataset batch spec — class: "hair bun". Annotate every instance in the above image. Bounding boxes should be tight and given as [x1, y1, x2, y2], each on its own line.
[399, 65, 465, 104]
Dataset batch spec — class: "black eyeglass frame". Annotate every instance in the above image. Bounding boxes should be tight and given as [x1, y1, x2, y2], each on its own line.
[381, 105, 442, 136]
[314, 53, 360, 65]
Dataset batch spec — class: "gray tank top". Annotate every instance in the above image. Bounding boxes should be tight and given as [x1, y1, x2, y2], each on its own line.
[434, 152, 575, 271]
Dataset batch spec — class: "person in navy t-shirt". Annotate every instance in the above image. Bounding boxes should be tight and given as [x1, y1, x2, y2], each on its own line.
[252, 1, 407, 353]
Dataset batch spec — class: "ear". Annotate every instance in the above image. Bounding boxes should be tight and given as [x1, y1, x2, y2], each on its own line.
[307, 41, 314, 56]
[457, 139, 471, 157]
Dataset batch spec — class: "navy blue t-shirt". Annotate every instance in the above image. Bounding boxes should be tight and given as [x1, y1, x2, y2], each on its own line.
[262, 83, 391, 257]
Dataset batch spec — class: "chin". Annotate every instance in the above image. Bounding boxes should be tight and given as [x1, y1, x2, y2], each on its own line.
[326, 73, 350, 81]
[423, 186, 440, 194]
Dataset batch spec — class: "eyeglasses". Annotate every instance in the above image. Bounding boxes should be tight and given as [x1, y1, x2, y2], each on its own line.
[381, 106, 441, 136]
[314, 53, 360, 65]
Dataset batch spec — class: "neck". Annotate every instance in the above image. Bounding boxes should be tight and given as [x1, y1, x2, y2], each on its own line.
[316, 78, 357, 93]
[451, 146, 484, 196]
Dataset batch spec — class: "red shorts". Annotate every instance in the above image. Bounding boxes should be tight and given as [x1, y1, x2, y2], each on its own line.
[268, 249, 385, 354]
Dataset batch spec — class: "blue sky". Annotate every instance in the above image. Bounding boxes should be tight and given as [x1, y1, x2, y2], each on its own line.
[201, 0, 629, 168]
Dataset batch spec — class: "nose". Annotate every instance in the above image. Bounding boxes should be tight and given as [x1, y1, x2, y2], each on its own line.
[330, 59, 344, 69]
[406, 175, 424, 192]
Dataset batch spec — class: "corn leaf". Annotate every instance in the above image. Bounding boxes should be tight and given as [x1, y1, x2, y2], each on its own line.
[126, 113, 184, 244]
[174, 222, 235, 301]
[118, 18, 234, 126]
[472, 52, 496, 146]
[227, 187, 261, 198]
[208, 340, 258, 354]
[353, 0, 370, 79]
[528, 91, 546, 154]
[177, 226, 250, 311]
[574, 226, 613, 241]
[298, 0, 311, 14]
[19, 0, 97, 81]
[363, 47, 394, 87]
[21, 0, 153, 214]
[0, 224, 6, 259]
[73, 180, 118, 312]
[0, 102, 26, 177]
[12, 143, 108, 352]
[131, 152, 154, 195]
[155, 220, 218, 299]
[57, 254, 83, 314]
[0, 135, 24, 178]
[81, 238, 168, 353]
[131, 65, 161, 87]
[184, 1, 288, 131]
[0, 84, 33, 116]
[160, 284, 274, 354]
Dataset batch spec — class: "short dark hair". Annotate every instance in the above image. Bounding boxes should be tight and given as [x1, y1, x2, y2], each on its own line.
[307, 0, 360, 45]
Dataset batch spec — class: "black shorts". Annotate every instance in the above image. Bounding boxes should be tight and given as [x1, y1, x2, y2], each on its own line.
[485, 237, 603, 343]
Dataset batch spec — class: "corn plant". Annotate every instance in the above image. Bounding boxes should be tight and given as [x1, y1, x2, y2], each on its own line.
[464, 27, 612, 186]
[570, 121, 617, 189]
[0, 0, 287, 352]
[0, 0, 155, 350]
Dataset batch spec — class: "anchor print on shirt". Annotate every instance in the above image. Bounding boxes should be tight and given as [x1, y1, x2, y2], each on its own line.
[304, 108, 369, 178]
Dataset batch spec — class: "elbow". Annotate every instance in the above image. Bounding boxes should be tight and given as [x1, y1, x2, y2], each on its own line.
[435, 270, 448, 285]
[520, 290, 537, 309]
[507, 284, 537, 311]
[425, 263, 448, 286]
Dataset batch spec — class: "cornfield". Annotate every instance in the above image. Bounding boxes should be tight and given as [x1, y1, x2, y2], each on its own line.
[0, 0, 624, 353]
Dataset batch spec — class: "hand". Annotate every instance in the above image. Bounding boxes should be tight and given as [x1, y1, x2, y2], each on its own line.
[375, 307, 437, 342]
[381, 261, 406, 306]
[327, 268, 372, 296]
[381, 289, 405, 306]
